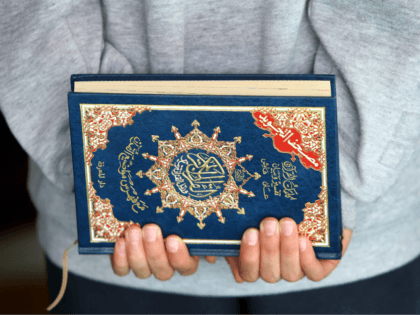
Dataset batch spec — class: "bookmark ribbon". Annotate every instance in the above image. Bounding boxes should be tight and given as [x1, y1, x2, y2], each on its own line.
[46, 239, 78, 312]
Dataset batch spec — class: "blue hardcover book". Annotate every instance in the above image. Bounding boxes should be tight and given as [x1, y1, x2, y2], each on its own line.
[68, 74, 343, 259]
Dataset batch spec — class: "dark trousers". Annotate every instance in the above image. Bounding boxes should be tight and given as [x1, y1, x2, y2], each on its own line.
[46, 254, 420, 314]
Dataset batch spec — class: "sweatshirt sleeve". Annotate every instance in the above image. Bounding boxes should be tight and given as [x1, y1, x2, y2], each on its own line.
[308, 0, 420, 230]
[0, 1, 103, 192]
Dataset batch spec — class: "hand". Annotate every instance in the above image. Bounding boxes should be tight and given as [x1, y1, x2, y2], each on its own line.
[110, 224, 216, 280]
[226, 217, 353, 283]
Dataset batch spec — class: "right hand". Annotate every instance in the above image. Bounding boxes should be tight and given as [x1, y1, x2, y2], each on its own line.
[110, 224, 217, 280]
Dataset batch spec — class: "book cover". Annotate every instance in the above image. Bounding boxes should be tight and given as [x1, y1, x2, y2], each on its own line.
[68, 74, 343, 259]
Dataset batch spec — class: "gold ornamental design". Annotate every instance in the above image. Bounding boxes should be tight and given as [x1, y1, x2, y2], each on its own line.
[81, 105, 152, 241]
[141, 120, 261, 229]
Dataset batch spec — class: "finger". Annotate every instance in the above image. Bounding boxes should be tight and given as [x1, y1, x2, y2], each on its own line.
[125, 225, 152, 279]
[165, 235, 200, 276]
[110, 237, 130, 276]
[318, 228, 353, 276]
[226, 257, 245, 283]
[298, 236, 331, 281]
[279, 218, 304, 282]
[259, 218, 281, 283]
[238, 228, 260, 282]
[299, 228, 353, 282]
[205, 256, 217, 264]
[142, 224, 175, 281]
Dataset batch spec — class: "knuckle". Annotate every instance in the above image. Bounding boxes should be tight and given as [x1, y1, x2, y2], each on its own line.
[113, 268, 129, 277]
[261, 274, 281, 283]
[133, 269, 152, 279]
[240, 253, 258, 266]
[171, 258, 197, 275]
[281, 241, 297, 255]
[260, 268, 281, 283]
[283, 272, 302, 283]
[144, 241, 166, 260]
[261, 244, 279, 255]
[179, 265, 198, 276]
[308, 274, 324, 282]
[154, 269, 175, 281]
[232, 272, 245, 284]
[126, 247, 146, 260]
[147, 252, 168, 267]
[240, 267, 258, 282]
[243, 275, 259, 283]
[239, 270, 259, 283]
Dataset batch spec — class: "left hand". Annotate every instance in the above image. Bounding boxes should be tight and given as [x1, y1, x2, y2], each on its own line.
[223, 217, 353, 283]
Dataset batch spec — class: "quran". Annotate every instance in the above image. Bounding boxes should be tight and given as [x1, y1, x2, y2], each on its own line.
[68, 74, 343, 259]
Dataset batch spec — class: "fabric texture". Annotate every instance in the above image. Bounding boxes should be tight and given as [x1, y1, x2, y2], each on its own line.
[1, 0, 420, 297]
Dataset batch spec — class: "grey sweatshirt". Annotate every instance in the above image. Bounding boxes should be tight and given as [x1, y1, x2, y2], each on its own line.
[1, 0, 420, 296]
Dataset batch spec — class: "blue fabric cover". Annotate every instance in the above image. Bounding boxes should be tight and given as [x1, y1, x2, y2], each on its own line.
[68, 74, 342, 259]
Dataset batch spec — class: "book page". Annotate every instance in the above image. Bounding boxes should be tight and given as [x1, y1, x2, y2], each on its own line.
[74, 80, 331, 97]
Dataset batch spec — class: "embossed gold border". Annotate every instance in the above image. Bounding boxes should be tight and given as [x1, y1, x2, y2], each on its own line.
[80, 104, 329, 246]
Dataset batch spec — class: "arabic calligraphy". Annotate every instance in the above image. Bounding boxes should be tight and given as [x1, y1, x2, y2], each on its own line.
[262, 181, 271, 199]
[252, 110, 322, 171]
[144, 121, 259, 228]
[261, 159, 298, 199]
[261, 159, 281, 199]
[118, 136, 148, 213]
[282, 161, 298, 200]
[97, 161, 106, 188]
[171, 156, 189, 194]
[261, 159, 270, 175]
[171, 151, 226, 198]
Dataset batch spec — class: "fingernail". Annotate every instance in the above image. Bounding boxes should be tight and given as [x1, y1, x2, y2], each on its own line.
[246, 230, 258, 246]
[263, 221, 278, 236]
[166, 238, 179, 253]
[299, 238, 307, 251]
[128, 228, 140, 244]
[144, 226, 157, 243]
[281, 220, 294, 236]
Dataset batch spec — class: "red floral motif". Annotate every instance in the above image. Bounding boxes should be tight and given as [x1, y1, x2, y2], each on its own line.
[82, 106, 151, 241]
[297, 186, 328, 243]
[252, 108, 328, 244]
[88, 183, 135, 241]
[83, 106, 151, 165]
[252, 108, 325, 171]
